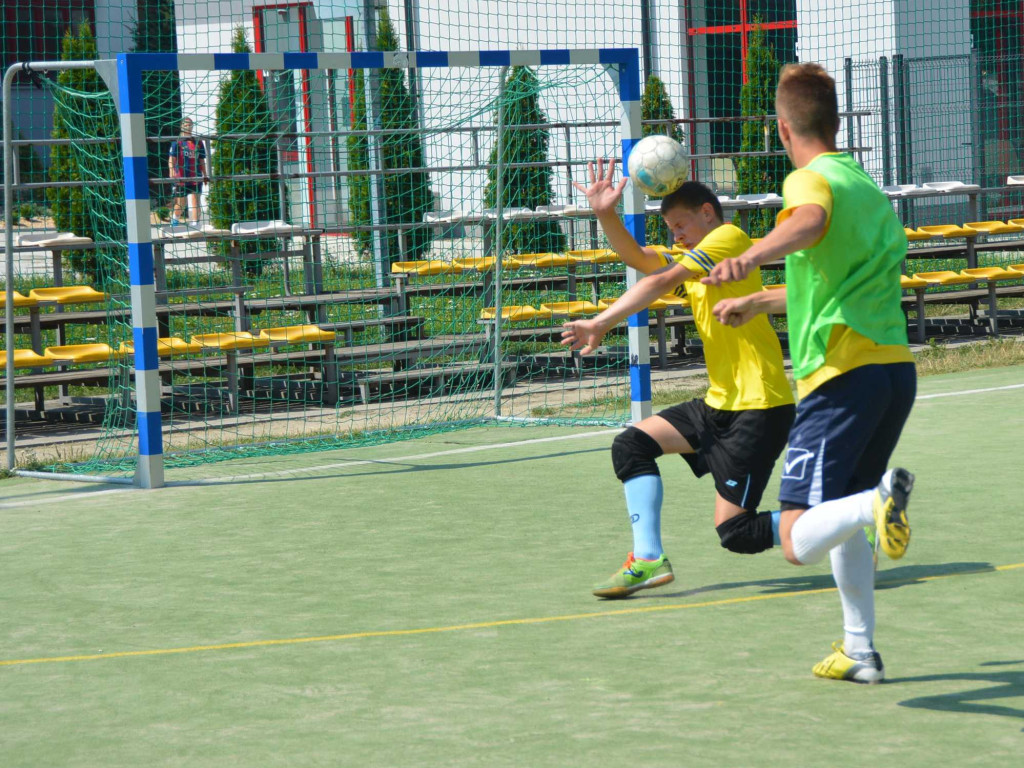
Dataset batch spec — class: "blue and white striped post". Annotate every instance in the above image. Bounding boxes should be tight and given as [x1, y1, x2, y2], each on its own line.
[117, 53, 165, 489]
[607, 49, 652, 423]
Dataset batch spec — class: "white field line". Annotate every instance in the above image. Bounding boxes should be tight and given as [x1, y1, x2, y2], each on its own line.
[3, 380, 1022, 509]
[915, 382, 1024, 400]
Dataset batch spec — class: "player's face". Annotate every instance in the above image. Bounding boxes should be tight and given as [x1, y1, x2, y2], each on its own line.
[662, 204, 717, 249]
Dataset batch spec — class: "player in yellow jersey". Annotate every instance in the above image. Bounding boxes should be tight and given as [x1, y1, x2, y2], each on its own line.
[561, 160, 795, 599]
[705, 63, 915, 683]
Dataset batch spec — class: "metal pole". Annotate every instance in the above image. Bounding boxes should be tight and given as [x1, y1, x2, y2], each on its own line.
[844, 57, 854, 151]
[4, 60, 97, 471]
[640, 0, 655, 81]
[969, 48, 986, 218]
[492, 66, 509, 417]
[4, 64, 19, 470]
[362, 0, 389, 287]
[403, 0, 421, 126]
[892, 54, 912, 224]
[879, 56, 892, 186]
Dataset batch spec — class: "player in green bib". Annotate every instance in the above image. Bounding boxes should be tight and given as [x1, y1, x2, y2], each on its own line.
[704, 63, 916, 684]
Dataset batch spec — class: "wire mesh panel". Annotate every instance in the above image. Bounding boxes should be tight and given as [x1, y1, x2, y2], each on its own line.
[5, 50, 645, 481]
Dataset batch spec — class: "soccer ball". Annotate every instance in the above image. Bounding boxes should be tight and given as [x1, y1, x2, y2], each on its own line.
[627, 134, 689, 197]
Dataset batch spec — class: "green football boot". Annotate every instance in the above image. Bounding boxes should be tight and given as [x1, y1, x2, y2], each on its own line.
[592, 552, 674, 599]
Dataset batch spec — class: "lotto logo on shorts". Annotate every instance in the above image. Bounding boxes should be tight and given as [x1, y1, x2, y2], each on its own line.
[782, 447, 815, 480]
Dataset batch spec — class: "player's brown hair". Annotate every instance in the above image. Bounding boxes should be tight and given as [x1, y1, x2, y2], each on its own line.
[775, 63, 839, 140]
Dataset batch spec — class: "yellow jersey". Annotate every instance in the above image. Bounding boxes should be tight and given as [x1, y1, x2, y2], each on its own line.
[667, 224, 794, 411]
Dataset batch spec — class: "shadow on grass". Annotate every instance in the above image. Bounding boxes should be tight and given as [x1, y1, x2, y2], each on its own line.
[642, 561, 997, 600]
[893, 660, 1024, 730]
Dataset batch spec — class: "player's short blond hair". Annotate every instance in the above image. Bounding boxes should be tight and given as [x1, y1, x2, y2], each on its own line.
[775, 63, 839, 140]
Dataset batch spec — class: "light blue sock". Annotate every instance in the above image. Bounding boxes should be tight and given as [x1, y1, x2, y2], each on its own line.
[623, 475, 663, 560]
[771, 510, 781, 546]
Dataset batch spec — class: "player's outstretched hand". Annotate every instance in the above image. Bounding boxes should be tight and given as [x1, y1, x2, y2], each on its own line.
[711, 295, 758, 328]
[561, 318, 606, 356]
[571, 157, 628, 215]
[702, 256, 753, 285]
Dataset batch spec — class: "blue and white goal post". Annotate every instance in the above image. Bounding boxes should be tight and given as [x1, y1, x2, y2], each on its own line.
[116, 49, 651, 489]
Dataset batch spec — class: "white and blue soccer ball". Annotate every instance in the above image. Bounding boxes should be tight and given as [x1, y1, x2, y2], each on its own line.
[627, 134, 690, 197]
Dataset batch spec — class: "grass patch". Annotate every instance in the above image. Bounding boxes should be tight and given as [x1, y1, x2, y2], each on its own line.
[914, 338, 1024, 376]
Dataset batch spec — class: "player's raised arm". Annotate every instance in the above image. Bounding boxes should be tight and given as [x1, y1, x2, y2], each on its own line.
[561, 262, 693, 355]
[571, 157, 668, 275]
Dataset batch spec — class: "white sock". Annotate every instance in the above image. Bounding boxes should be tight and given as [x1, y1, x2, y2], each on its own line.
[790, 488, 874, 565]
[830, 530, 876, 655]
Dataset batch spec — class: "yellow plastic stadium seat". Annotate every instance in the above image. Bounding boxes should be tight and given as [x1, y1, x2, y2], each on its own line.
[390, 260, 458, 276]
[452, 257, 493, 272]
[479, 305, 551, 322]
[0, 291, 38, 309]
[120, 337, 203, 357]
[649, 294, 690, 310]
[44, 343, 119, 364]
[597, 297, 620, 310]
[764, 283, 786, 290]
[191, 332, 271, 351]
[507, 252, 575, 268]
[900, 275, 929, 290]
[964, 220, 1024, 235]
[960, 267, 1018, 282]
[913, 270, 977, 286]
[904, 227, 932, 241]
[28, 285, 108, 304]
[1009, 219, 1024, 228]
[567, 248, 619, 264]
[916, 224, 978, 239]
[539, 301, 601, 316]
[258, 325, 337, 343]
[0, 349, 52, 368]
[1007, 264, 1024, 275]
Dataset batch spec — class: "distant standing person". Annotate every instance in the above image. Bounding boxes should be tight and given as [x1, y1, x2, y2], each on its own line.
[169, 118, 206, 225]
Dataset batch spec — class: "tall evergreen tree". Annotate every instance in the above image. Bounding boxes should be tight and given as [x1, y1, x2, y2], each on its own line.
[47, 22, 119, 280]
[347, 9, 434, 264]
[131, 0, 182, 207]
[346, 67, 373, 256]
[483, 66, 565, 254]
[376, 9, 434, 263]
[208, 27, 281, 274]
[641, 75, 685, 247]
[736, 21, 790, 237]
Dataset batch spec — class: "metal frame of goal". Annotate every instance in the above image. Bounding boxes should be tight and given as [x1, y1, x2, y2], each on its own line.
[3, 48, 652, 489]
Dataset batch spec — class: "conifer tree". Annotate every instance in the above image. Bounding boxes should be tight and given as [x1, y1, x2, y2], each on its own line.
[641, 75, 685, 247]
[348, 9, 434, 264]
[208, 27, 281, 273]
[347, 67, 372, 256]
[483, 66, 565, 254]
[736, 22, 790, 237]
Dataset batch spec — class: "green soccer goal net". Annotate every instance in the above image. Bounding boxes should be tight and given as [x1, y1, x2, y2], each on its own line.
[8, 49, 656, 482]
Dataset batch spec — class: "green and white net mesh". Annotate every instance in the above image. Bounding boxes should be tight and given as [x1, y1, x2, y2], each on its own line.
[4, 1, 1024, 478]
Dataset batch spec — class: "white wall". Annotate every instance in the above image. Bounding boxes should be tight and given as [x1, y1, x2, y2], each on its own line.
[796, 0, 974, 190]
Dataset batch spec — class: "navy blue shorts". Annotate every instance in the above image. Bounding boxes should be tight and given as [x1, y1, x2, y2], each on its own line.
[657, 399, 795, 510]
[779, 363, 916, 509]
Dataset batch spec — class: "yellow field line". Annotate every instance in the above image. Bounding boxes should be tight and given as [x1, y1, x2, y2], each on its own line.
[3, 562, 1021, 668]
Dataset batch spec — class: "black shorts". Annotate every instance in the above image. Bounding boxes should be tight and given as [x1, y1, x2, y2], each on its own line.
[172, 182, 202, 197]
[656, 399, 795, 510]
